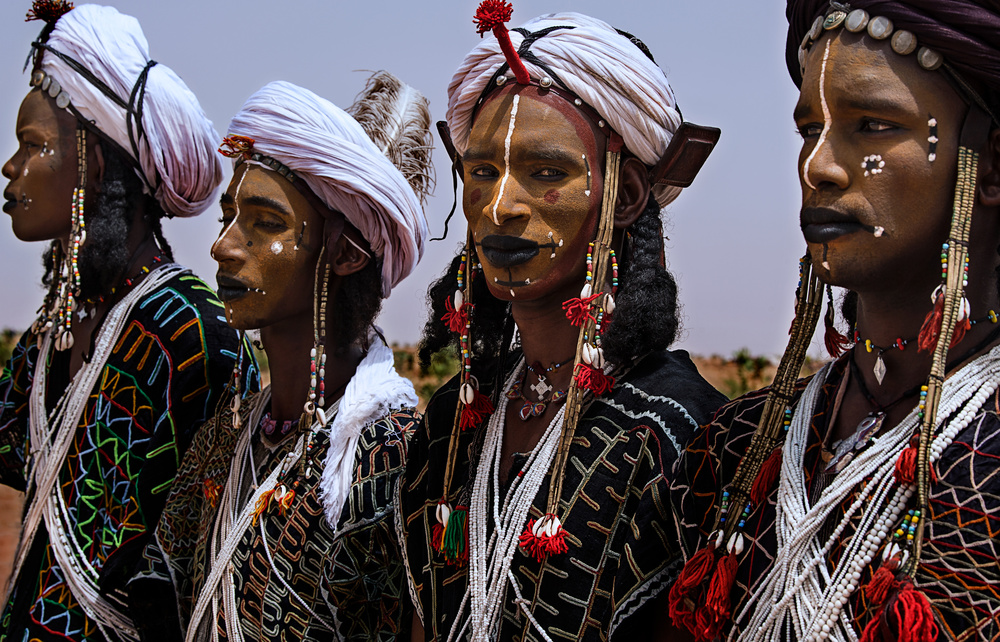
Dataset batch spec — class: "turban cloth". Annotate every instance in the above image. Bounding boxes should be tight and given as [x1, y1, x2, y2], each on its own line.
[786, 0, 1000, 94]
[38, 4, 222, 218]
[227, 81, 428, 298]
[447, 12, 685, 208]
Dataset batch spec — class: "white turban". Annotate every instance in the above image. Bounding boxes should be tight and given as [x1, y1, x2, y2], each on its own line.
[35, 4, 222, 218]
[227, 81, 428, 297]
[447, 12, 684, 207]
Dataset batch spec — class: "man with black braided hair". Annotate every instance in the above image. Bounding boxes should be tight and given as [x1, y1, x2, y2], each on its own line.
[0, 4, 249, 642]
[669, 1, 1000, 640]
[398, 4, 726, 641]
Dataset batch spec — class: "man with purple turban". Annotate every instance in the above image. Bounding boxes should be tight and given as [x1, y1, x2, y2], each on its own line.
[138, 74, 432, 642]
[669, 1, 1000, 640]
[0, 3, 247, 641]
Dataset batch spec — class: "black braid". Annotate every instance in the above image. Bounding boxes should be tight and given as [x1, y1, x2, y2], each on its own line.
[77, 147, 135, 300]
[601, 193, 681, 364]
[418, 246, 508, 370]
[147, 199, 173, 260]
[330, 256, 383, 350]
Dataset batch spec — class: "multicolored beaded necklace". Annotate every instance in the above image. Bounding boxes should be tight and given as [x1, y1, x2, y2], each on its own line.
[853, 308, 997, 384]
[506, 359, 571, 421]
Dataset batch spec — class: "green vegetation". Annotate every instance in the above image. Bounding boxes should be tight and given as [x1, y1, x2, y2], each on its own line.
[0, 329, 20, 370]
[722, 348, 771, 399]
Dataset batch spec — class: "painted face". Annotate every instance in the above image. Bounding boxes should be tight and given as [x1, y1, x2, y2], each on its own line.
[211, 163, 325, 330]
[2, 89, 79, 242]
[794, 31, 968, 293]
[463, 85, 604, 300]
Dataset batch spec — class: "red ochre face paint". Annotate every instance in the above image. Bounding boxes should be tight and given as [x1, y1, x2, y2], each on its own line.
[462, 84, 604, 301]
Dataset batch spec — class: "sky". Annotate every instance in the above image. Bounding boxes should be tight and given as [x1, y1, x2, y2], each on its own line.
[0, 0, 815, 359]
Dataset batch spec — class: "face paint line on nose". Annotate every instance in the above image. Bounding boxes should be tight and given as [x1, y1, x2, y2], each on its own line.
[213, 167, 250, 256]
[491, 94, 521, 226]
[802, 38, 833, 191]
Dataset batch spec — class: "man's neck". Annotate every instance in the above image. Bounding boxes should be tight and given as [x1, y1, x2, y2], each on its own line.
[511, 282, 586, 392]
[260, 318, 363, 424]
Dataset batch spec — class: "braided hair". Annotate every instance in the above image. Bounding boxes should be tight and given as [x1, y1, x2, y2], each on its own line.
[418, 193, 681, 370]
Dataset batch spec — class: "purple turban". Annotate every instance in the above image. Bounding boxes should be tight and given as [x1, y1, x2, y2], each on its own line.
[786, 0, 1000, 94]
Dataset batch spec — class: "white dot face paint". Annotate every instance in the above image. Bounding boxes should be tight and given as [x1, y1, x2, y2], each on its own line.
[270, 240, 283, 255]
[491, 94, 521, 226]
[801, 39, 833, 191]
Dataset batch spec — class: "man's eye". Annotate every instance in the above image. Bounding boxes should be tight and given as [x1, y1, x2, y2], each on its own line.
[256, 220, 285, 230]
[861, 119, 896, 133]
[470, 166, 499, 179]
[534, 168, 566, 180]
[796, 123, 824, 139]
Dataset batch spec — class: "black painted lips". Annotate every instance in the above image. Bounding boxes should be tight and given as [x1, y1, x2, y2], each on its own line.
[478, 235, 540, 268]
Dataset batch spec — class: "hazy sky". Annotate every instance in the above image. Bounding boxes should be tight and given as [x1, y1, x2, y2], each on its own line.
[0, 0, 816, 359]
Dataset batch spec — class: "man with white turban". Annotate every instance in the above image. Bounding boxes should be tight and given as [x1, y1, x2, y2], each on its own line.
[0, 3, 245, 641]
[139, 74, 432, 642]
[398, 2, 725, 640]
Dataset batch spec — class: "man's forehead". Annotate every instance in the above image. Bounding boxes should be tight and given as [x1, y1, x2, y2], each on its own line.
[470, 86, 602, 154]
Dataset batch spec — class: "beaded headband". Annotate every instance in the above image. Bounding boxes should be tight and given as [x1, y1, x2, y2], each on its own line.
[218, 135, 298, 183]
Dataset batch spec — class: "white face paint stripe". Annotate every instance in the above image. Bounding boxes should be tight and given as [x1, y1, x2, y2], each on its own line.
[492, 94, 520, 226]
[215, 165, 251, 249]
[802, 39, 833, 191]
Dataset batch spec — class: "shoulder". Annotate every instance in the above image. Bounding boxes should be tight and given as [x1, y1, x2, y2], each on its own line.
[606, 349, 729, 429]
[126, 267, 240, 360]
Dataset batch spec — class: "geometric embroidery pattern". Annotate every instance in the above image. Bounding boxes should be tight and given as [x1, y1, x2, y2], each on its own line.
[0, 272, 246, 642]
[144, 390, 417, 642]
[400, 350, 726, 641]
[673, 356, 1000, 641]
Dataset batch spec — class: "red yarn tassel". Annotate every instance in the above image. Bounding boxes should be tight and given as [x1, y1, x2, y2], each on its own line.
[860, 581, 939, 642]
[573, 363, 615, 396]
[669, 543, 718, 636]
[750, 447, 783, 506]
[865, 559, 901, 606]
[918, 293, 945, 353]
[203, 479, 220, 508]
[894, 433, 919, 486]
[518, 516, 569, 562]
[441, 297, 469, 334]
[825, 324, 851, 358]
[460, 388, 495, 430]
[431, 522, 445, 552]
[950, 313, 971, 348]
[695, 551, 737, 642]
[562, 293, 600, 326]
[473, 1, 530, 84]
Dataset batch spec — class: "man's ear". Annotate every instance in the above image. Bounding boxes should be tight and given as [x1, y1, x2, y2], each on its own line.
[330, 229, 371, 277]
[89, 140, 106, 193]
[613, 157, 650, 229]
[978, 128, 1000, 207]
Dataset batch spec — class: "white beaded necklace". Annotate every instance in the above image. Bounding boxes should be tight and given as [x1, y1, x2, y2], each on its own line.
[451, 360, 566, 642]
[736, 346, 1000, 642]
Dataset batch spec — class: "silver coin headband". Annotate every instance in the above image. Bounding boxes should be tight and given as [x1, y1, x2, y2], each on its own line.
[797, 8, 944, 77]
[29, 69, 72, 109]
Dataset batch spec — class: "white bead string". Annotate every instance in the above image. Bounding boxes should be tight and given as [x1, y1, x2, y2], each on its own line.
[458, 360, 567, 641]
[736, 346, 1000, 642]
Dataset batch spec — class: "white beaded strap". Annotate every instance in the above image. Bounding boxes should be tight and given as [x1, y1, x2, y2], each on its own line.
[737, 347, 1000, 642]
[7, 264, 185, 638]
[462, 360, 567, 641]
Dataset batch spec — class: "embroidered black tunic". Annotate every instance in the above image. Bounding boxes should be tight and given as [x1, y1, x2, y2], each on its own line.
[399, 350, 726, 641]
[139, 390, 418, 642]
[672, 355, 1000, 640]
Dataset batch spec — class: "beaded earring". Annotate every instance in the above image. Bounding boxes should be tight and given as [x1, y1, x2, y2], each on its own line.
[46, 126, 88, 352]
[433, 235, 493, 565]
